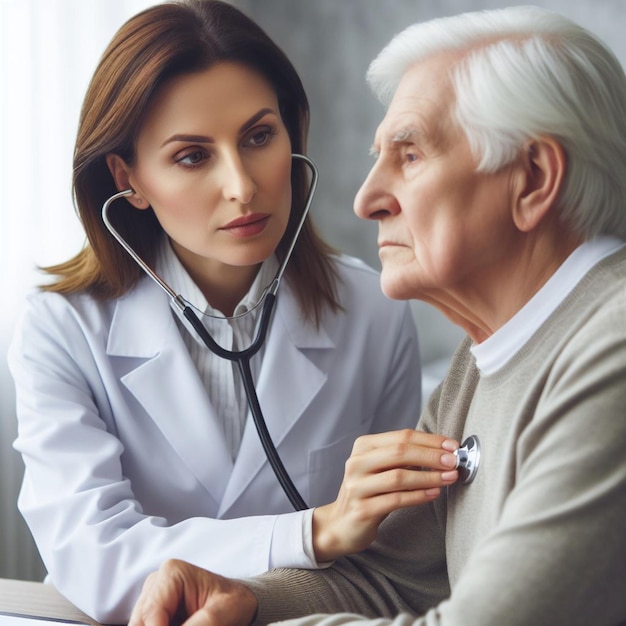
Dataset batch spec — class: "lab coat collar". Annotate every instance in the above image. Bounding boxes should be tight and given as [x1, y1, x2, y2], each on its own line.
[107, 277, 234, 506]
[106, 276, 172, 358]
[106, 275, 336, 514]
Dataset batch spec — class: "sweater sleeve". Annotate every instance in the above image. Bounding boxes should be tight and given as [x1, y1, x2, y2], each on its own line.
[243, 299, 626, 626]
[245, 498, 449, 626]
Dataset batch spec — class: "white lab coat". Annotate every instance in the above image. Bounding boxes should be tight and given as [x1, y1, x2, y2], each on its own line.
[9, 254, 421, 624]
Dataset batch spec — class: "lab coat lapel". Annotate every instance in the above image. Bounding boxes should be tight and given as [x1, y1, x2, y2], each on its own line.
[217, 286, 334, 516]
[107, 279, 233, 505]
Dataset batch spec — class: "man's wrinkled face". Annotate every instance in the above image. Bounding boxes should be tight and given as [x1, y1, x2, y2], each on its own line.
[354, 53, 518, 304]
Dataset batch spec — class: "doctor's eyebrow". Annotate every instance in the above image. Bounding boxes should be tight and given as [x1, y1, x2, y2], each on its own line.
[238, 107, 276, 133]
[159, 108, 278, 148]
[161, 133, 213, 147]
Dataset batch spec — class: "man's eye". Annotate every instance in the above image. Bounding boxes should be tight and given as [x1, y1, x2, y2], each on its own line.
[406, 152, 419, 163]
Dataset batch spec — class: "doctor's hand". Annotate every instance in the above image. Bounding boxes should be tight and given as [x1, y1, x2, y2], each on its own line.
[312, 429, 459, 562]
[128, 559, 257, 626]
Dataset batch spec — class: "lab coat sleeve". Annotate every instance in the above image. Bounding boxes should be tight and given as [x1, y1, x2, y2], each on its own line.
[8, 294, 312, 624]
[270, 508, 333, 570]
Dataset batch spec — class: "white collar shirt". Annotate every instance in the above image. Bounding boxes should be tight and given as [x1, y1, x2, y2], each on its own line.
[471, 235, 625, 375]
[157, 237, 280, 459]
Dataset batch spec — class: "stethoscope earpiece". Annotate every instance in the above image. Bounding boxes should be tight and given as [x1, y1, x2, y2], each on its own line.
[454, 435, 481, 484]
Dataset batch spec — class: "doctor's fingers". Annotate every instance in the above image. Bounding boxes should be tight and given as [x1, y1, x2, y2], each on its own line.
[311, 469, 453, 560]
[341, 463, 458, 504]
[345, 440, 459, 480]
[351, 429, 458, 456]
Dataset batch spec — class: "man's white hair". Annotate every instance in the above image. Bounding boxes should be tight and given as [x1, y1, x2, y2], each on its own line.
[367, 6, 626, 239]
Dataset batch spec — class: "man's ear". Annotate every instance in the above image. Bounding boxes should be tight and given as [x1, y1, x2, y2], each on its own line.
[512, 136, 565, 232]
[105, 153, 149, 209]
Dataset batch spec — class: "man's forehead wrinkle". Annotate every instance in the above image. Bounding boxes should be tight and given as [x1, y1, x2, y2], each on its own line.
[370, 86, 450, 155]
[382, 110, 438, 151]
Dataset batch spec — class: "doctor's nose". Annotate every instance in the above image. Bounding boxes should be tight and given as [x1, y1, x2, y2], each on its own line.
[354, 165, 399, 221]
[220, 155, 257, 204]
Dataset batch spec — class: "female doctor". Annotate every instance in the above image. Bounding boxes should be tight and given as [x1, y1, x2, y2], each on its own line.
[8, 1, 458, 623]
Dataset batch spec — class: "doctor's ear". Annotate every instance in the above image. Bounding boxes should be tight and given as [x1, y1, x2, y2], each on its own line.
[105, 153, 149, 209]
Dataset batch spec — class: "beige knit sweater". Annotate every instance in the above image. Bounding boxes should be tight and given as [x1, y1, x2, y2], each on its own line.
[245, 247, 626, 626]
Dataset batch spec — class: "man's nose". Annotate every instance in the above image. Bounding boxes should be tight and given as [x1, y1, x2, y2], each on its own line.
[220, 154, 256, 204]
[353, 164, 398, 221]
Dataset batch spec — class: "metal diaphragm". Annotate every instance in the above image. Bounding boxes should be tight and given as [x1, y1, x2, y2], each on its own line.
[454, 435, 481, 484]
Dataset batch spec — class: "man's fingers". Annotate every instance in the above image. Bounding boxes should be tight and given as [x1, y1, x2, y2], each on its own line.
[183, 607, 214, 626]
[129, 603, 173, 626]
[130, 561, 202, 626]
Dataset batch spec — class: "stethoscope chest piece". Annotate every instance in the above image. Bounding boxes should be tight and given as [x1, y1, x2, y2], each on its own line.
[454, 435, 481, 484]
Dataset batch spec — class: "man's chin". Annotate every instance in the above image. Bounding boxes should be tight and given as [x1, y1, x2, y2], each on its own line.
[380, 273, 417, 301]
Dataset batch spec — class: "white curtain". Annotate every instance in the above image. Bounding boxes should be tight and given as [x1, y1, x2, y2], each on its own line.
[0, 0, 154, 582]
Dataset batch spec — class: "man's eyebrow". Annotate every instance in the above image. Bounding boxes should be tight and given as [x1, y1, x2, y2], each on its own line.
[391, 125, 425, 143]
[368, 125, 427, 156]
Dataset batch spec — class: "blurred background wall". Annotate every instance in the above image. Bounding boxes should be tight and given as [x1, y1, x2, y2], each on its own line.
[1, 0, 624, 581]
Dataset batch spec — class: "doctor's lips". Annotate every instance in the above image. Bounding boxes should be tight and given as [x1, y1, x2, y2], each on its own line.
[220, 213, 271, 237]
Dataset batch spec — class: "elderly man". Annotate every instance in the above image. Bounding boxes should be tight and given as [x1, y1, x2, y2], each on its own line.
[129, 6, 626, 626]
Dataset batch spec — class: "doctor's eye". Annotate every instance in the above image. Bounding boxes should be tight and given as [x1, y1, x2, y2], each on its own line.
[174, 148, 209, 169]
[244, 126, 278, 149]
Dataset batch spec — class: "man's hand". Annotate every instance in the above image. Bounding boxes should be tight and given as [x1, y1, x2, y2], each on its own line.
[129, 559, 258, 626]
[313, 429, 459, 562]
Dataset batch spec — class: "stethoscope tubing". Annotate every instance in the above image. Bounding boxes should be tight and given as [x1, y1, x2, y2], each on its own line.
[102, 154, 317, 511]
[182, 292, 309, 509]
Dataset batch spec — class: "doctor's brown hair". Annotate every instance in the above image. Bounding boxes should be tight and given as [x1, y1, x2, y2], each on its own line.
[43, 0, 340, 324]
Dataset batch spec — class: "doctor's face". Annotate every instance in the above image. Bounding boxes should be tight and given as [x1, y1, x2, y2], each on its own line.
[113, 62, 293, 281]
[354, 53, 518, 303]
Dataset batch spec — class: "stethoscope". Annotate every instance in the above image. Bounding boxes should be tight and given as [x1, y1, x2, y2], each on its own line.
[102, 153, 317, 511]
[102, 152, 481, 512]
